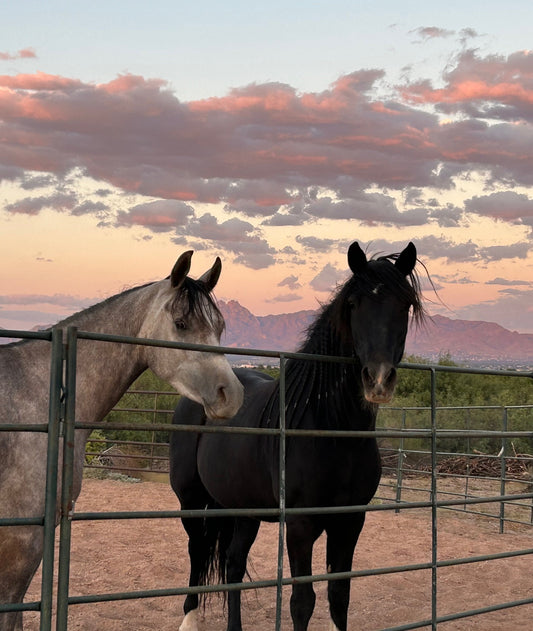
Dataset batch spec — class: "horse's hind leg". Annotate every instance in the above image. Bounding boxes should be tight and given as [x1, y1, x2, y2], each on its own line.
[225, 517, 260, 631]
[179, 508, 233, 631]
[325, 513, 366, 631]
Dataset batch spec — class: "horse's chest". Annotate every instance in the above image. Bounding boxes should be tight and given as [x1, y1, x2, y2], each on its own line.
[285, 438, 381, 507]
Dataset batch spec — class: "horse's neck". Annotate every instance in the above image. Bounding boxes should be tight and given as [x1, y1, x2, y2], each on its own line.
[62, 285, 154, 424]
[277, 322, 373, 430]
[6, 284, 153, 425]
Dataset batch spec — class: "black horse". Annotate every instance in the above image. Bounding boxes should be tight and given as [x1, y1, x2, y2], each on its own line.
[170, 241, 425, 631]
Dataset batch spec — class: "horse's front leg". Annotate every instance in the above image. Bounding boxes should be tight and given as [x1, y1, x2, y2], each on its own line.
[178, 515, 208, 631]
[325, 513, 366, 631]
[0, 526, 44, 631]
[286, 516, 323, 631]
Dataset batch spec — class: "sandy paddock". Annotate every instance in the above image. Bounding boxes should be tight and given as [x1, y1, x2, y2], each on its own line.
[24, 478, 532, 630]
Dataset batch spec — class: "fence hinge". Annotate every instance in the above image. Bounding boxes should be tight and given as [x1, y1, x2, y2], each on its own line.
[58, 341, 68, 437]
[59, 391, 66, 437]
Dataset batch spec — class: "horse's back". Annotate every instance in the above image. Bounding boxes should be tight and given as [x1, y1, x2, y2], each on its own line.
[169, 367, 277, 507]
[171, 367, 274, 426]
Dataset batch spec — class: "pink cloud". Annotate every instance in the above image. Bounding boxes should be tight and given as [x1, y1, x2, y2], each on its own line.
[97, 74, 168, 94]
[0, 48, 37, 61]
[400, 50, 533, 120]
[403, 79, 533, 106]
[0, 71, 82, 91]
[0, 54, 532, 226]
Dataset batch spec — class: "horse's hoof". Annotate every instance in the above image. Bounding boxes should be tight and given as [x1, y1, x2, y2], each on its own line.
[179, 609, 199, 631]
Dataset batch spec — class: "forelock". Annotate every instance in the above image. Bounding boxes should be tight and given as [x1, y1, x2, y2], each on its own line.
[170, 277, 225, 333]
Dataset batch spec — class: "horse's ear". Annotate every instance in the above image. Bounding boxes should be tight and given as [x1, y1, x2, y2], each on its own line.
[170, 250, 193, 288]
[395, 242, 417, 276]
[348, 242, 368, 275]
[198, 256, 222, 292]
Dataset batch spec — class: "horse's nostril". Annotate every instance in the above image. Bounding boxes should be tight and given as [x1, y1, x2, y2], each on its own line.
[362, 366, 374, 386]
[386, 367, 397, 386]
[217, 385, 227, 404]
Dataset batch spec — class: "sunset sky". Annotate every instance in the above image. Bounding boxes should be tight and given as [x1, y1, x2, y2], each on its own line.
[1, 1, 533, 334]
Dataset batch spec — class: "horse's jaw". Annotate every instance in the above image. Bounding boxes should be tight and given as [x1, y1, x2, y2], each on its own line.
[167, 358, 244, 421]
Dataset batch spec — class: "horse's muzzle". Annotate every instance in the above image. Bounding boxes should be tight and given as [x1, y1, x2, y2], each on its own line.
[204, 380, 244, 420]
[361, 364, 397, 404]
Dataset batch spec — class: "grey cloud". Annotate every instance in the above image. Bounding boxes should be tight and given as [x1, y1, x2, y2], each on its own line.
[366, 235, 532, 264]
[296, 235, 338, 252]
[5, 192, 78, 215]
[0, 294, 97, 309]
[182, 213, 277, 269]
[486, 277, 531, 286]
[479, 242, 531, 261]
[72, 200, 110, 217]
[116, 200, 194, 232]
[233, 250, 276, 269]
[262, 212, 310, 226]
[266, 293, 302, 304]
[0, 165, 25, 181]
[464, 191, 533, 223]
[444, 276, 477, 285]
[360, 236, 479, 263]
[410, 27, 455, 41]
[224, 199, 280, 217]
[20, 174, 57, 190]
[301, 193, 428, 226]
[0, 309, 61, 327]
[278, 275, 301, 290]
[430, 204, 464, 228]
[309, 264, 346, 292]
[184, 214, 255, 242]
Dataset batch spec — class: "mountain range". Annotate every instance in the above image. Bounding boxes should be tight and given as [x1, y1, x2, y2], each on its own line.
[218, 300, 533, 366]
[2, 302, 532, 366]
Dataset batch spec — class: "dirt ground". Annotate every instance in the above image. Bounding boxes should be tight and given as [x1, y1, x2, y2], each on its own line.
[25, 478, 532, 631]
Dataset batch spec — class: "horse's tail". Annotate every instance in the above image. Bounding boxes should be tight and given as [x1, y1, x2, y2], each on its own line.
[197, 502, 233, 594]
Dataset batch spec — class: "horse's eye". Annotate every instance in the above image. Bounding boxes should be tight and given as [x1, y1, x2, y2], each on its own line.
[174, 319, 187, 330]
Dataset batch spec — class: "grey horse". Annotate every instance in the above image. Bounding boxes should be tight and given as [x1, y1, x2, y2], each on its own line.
[0, 251, 243, 630]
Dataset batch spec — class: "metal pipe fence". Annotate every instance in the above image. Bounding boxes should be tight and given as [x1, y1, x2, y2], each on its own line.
[85, 401, 533, 530]
[1, 327, 532, 630]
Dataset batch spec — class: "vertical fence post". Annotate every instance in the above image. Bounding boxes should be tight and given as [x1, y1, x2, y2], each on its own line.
[275, 354, 287, 630]
[499, 407, 508, 534]
[56, 327, 78, 630]
[151, 392, 158, 470]
[430, 368, 438, 631]
[40, 328, 65, 631]
[464, 408, 471, 511]
[395, 408, 406, 511]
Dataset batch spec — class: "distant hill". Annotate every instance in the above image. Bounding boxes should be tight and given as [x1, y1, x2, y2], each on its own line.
[219, 300, 533, 365]
[3, 305, 532, 365]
